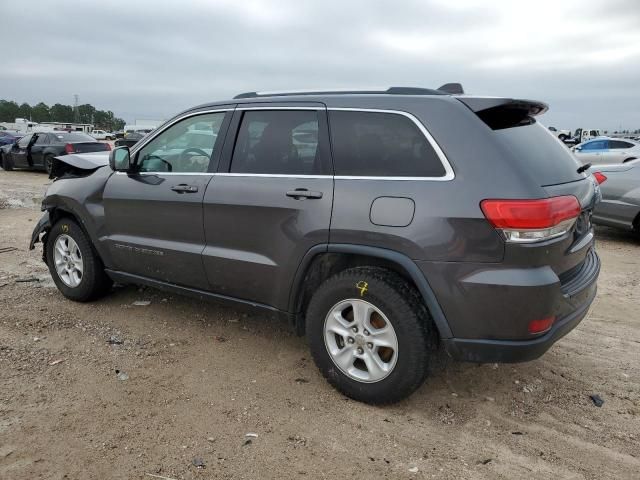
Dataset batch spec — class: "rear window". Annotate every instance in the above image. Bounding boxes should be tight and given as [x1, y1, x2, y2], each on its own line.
[492, 121, 584, 185]
[51, 132, 96, 143]
[329, 111, 445, 177]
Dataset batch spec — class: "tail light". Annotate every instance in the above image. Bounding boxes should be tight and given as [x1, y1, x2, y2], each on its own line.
[592, 172, 607, 184]
[481, 196, 581, 243]
[104, 143, 112, 151]
[64, 143, 75, 154]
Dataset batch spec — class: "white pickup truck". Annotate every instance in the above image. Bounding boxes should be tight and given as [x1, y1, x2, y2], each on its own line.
[90, 130, 114, 140]
[548, 126, 572, 141]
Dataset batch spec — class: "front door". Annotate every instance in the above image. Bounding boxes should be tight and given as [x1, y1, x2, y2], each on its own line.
[202, 105, 334, 310]
[9, 133, 34, 168]
[102, 109, 232, 290]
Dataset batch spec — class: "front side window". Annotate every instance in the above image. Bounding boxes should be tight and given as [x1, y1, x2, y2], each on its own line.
[329, 111, 446, 177]
[17, 134, 33, 148]
[581, 140, 607, 151]
[34, 134, 48, 145]
[590, 130, 598, 136]
[230, 110, 322, 175]
[136, 113, 225, 173]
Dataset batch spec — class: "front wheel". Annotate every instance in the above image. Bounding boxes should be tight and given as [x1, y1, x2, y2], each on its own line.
[1, 152, 13, 171]
[306, 267, 436, 404]
[46, 219, 112, 301]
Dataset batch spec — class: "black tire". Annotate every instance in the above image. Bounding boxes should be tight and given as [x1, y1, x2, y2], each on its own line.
[558, 134, 567, 142]
[306, 267, 436, 404]
[44, 154, 54, 175]
[45, 219, 112, 302]
[1, 152, 13, 171]
[623, 157, 637, 163]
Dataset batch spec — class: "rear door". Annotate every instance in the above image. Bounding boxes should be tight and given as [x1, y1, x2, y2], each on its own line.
[202, 104, 333, 310]
[102, 109, 233, 290]
[604, 139, 635, 164]
[29, 133, 49, 167]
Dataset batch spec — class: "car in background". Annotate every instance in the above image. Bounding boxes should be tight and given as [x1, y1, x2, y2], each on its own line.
[572, 137, 640, 165]
[548, 126, 571, 142]
[90, 130, 115, 141]
[115, 131, 145, 148]
[590, 160, 640, 236]
[0, 131, 111, 174]
[0, 130, 23, 146]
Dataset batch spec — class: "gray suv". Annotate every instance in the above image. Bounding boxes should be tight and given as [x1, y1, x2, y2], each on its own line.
[29, 87, 600, 403]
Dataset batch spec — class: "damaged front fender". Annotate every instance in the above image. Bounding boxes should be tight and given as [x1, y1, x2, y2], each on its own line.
[29, 211, 51, 252]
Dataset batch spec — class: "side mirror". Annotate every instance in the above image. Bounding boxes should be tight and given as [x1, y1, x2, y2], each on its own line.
[109, 146, 131, 171]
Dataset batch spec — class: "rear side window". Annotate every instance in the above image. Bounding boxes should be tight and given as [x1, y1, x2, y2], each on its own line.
[231, 110, 324, 175]
[329, 111, 445, 177]
[610, 140, 634, 149]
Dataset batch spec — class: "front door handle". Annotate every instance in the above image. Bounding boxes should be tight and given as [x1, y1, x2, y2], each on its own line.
[286, 188, 323, 200]
[171, 184, 199, 193]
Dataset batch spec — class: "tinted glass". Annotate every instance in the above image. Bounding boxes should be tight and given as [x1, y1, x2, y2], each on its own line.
[590, 130, 598, 136]
[329, 111, 445, 177]
[136, 112, 224, 173]
[492, 121, 583, 184]
[231, 110, 322, 175]
[17, 134, 33, 147]
[581, 140, 607, 151]
[610, 140, 634, 149]
[34, 134, 48, 145]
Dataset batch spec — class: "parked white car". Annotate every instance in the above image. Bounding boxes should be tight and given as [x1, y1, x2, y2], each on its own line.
[90, 130, 114, 140]
[572, 137, 640, 165]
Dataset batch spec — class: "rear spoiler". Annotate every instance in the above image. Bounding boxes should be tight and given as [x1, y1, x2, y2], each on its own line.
[457, 97, 548, 116]
[456, 97, 549, 130]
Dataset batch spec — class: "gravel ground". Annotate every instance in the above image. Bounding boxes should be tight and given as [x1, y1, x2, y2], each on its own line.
[1, 169, 639, 479]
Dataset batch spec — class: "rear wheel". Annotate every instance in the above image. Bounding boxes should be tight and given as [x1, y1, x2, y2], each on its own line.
[558, 134, 567, 142]
[44, 154, 54, 175]
[46, 219, 112, 301]
[306, 267, 436, 404]
[623, 157, 637, 163]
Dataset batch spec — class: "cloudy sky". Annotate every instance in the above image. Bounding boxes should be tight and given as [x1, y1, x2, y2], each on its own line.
[2, 0, 639, 130]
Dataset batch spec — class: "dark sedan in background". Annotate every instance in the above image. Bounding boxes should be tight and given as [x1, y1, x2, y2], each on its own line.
[114, 131, 145, 148]
[0, 131, 110, 174]
[0, 131, 23, 146]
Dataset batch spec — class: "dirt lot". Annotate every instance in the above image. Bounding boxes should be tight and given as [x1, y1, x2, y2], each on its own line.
[1, 170, 639, 479]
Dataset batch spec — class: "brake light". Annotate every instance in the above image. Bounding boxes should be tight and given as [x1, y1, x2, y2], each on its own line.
[592, 172, 607, 184]
[480, 196, 581, 243]
[528, 316, 555, 334]
[64, 143, 75, 154]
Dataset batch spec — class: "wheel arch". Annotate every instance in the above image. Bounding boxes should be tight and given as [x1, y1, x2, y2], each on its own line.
[289, 244, 452, 339]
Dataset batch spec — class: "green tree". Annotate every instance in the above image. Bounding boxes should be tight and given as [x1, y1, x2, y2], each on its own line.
[50, 103, 74, 122]
[17, 102, 32, 120]
[0, 100, 20, 122]
[31, 102, 51, 122]
[77, 104, 96, 124]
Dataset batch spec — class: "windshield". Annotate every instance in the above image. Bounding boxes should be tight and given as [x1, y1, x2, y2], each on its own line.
[51, 132, 96, 143]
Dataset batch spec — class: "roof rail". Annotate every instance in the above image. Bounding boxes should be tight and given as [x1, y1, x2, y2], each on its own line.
[233, 86, 454, 99]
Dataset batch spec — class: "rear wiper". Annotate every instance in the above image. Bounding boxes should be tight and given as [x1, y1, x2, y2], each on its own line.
[577, 163, 591, 174]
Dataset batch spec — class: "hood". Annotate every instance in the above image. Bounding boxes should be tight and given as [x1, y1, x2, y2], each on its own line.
[51, 151, 110, 179]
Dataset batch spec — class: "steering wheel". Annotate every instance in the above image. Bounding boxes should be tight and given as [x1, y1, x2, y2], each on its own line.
[140, 154, 172, 172]
[180, 148, 209, 162]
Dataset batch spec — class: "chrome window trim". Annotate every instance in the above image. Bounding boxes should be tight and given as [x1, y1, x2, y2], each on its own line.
[328, 107, 455, 181]
[114, 171, 214, 176]
[129, 108, 232, 156]
[216, 173, 332, 179]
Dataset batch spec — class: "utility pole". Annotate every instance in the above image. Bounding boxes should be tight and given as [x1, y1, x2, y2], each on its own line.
[73, 94, 79, 123]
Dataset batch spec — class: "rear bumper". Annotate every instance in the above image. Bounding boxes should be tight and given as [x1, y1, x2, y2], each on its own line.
[442, 283, 596, 363]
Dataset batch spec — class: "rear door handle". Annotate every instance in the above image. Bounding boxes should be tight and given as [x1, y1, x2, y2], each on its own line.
[171, 184, 199, 193]
[286, 188, 323, 199]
